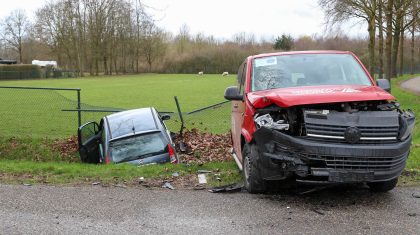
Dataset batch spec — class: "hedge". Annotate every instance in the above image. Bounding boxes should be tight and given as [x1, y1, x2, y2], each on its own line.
[0, 65, 43, 80]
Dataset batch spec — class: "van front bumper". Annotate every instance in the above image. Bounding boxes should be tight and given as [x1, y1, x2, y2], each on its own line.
[253, 127, 411, 183]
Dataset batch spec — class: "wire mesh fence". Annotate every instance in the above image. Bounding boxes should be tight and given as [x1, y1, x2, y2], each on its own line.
[0, 86, 231, 139]
[0, 86, 81, 138]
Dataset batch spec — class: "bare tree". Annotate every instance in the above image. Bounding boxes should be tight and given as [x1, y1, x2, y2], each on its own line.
[142, 21, 167, 72]
[1, 9, 30, 63]
[390, 0, 418, 77]
[384, 0, 394, 80]
[377, 0, 384, 78]
[318, 0, 377, 76]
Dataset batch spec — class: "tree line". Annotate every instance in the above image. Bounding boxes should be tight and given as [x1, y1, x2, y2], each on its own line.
[318, 0, 419, 80]
[0, 0, 419, 78]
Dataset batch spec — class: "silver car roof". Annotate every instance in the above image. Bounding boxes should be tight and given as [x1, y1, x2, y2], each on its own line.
[105, 107, 159, 139]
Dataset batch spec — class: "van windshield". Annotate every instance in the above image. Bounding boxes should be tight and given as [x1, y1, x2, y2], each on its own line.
[110, 133, 166, 163]
[251, 54, 372, 92]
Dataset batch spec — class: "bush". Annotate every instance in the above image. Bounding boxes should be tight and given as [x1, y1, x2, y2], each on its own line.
[0, 64, 43, 80]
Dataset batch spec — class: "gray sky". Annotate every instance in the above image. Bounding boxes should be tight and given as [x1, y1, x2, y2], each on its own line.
[0, 0, 367, 40]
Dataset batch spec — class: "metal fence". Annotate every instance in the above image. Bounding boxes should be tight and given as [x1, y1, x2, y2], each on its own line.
[0, 86, 231, 138]
[0, 86, 81, 138]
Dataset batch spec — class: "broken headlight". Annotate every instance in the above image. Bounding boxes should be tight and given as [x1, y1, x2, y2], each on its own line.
[254, 114, 289, 131]
[398, 110, 415, 141]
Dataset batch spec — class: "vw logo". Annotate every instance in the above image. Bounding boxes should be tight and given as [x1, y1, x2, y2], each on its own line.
[345, 126, 361, 144]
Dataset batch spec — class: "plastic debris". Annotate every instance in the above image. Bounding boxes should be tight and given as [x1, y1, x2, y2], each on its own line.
[172, 172, 180, 177]
[198, 174, 207, 184]
[179, 141, 187, 152]
[112, 183, 127, 188]
[312, 208, 325, 215]
[194, 185, 206, 190]
[412, 193, 420, 198]
[162, 182, 175, 190]
[197, 170, 212, 174]
[23, 183, 32, 186]
[92, 182, 100, 186]
[208, 183, 242, 193]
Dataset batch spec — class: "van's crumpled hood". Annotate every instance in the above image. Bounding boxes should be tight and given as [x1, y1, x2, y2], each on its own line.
[247, 85, 395, 108]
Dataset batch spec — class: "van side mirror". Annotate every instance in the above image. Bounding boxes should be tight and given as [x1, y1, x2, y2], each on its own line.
[377, 79, 391, 93]
[224, 86, 243, 101]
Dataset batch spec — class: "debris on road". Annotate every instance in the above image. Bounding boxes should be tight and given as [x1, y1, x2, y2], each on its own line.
[92, 182, 100, 186]
[412, 192, 420, 198]
[112, 183, 127, 189]
[22, 183, 32, 187]
[408, 213, 417, 217]
[198, 174, 207, 184]
[297, 186, 328, 195]
[208, 183, 242, 193]
[162, 182, 175, 190]
[312, 208, 325, 215]
[193, 185, 206, 190]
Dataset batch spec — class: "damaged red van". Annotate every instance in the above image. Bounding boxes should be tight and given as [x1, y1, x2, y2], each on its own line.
[224, 51, 415, 193]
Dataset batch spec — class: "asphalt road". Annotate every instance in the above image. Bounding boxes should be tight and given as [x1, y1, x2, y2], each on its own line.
[400, 76, 420, 94]
[0, 184, 419, 234]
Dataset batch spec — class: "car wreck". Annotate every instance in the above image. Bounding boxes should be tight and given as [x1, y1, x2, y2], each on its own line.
[225, 51, 415, 193]
[78, 107, 178, 165]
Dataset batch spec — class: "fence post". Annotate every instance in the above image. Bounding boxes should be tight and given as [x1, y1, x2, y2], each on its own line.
[77, 89, 81, 127]
[174, 96, 184, 136]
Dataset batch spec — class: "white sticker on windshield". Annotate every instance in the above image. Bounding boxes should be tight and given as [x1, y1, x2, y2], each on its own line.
[255, 57, 277, 67]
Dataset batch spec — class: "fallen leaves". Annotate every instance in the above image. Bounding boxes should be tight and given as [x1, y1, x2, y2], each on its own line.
[47, 128, 234, 165]
[49, 136, 78, 159]
[175, 128, 232, 164]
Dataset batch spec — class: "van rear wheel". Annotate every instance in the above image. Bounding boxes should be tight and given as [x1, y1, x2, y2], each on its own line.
[242, 143, 266, 193]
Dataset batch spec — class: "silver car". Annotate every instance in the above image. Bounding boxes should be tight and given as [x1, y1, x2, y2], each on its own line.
[78, 107, 178, 165]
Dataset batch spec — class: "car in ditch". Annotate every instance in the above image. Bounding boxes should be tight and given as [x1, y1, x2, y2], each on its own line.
[78, 107, 178, 165]
[224, 51, 415, 193]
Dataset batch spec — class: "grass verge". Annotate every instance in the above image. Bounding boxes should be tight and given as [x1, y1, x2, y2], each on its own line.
[0, 159, 242, 188]
[393, 74, 420, 170]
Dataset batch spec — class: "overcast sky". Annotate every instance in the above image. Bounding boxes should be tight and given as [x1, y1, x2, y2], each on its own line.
[0, 0, 367, 40]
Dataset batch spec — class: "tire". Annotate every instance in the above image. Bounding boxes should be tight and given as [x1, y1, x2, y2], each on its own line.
[242, 143, 266, 193]
[367, 178, 398, 192]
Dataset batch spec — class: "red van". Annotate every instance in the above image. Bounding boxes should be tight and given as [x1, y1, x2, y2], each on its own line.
[224, 51, 415, 193]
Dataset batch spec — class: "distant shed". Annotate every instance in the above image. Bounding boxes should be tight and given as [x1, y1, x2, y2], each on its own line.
[32, 60, 58, 68]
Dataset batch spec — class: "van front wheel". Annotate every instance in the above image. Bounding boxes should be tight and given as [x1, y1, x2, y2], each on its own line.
[242, 143, 266, 193]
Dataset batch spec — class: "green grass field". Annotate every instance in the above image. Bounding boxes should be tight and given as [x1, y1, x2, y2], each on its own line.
[0, 74, 235, 137]
[0, 74, 234, 109]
